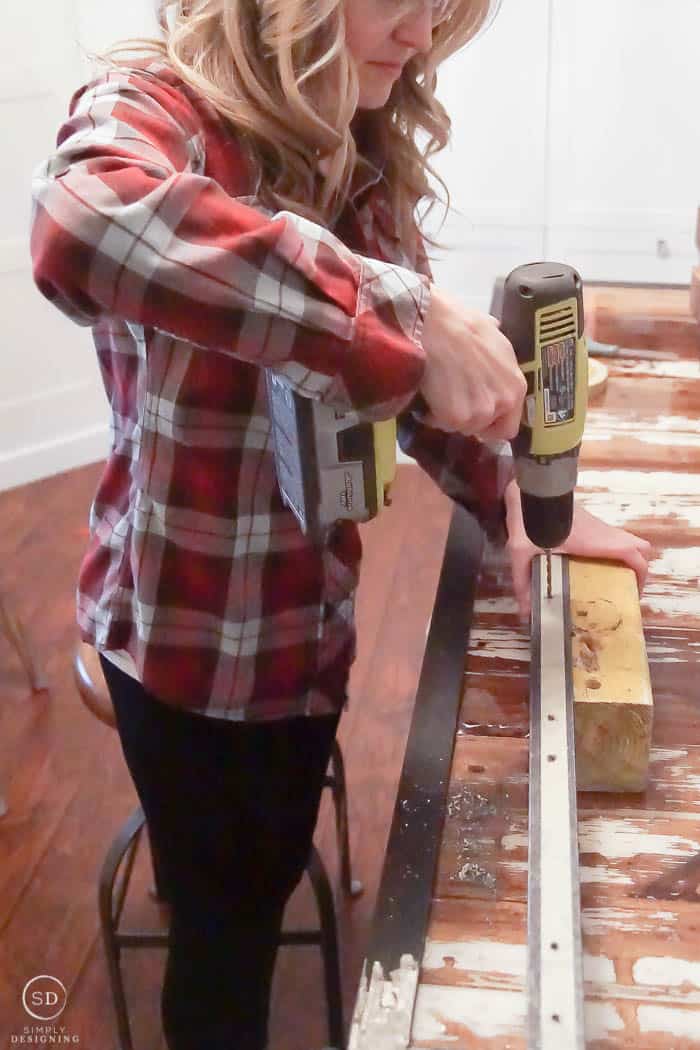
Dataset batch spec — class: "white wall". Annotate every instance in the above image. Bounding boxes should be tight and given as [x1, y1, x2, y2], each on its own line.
[1, 0, 698, 491]
[422, 0, 700, 310]
[0, 2, 160, 493]
[420, 0, 551, 312]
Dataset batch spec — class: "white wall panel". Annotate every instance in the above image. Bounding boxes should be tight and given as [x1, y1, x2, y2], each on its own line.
[0, 2, 159, 492]
[423, 0, 549, 304]
[74, 0, 161, 72]
[546, 0, 699, 282]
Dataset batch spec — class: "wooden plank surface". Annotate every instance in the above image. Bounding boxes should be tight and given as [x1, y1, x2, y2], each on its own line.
[570, 558, 653, 792]
[408, 286, 700, 1048]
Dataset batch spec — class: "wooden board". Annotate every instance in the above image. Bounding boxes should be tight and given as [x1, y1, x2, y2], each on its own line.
[413, 895, 700, 1049]
[385, 285, 700, 1048]
[435, 735, 700, 906]
[570, 558, 653, 792]
[415, 735, 700, 1046]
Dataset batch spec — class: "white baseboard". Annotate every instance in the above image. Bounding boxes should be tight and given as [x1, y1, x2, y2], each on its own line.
[0, 425, 109, 493]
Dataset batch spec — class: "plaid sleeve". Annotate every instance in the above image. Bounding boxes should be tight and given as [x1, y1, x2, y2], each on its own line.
[397, 238, 515, 542]
[30, 65, 430, 420]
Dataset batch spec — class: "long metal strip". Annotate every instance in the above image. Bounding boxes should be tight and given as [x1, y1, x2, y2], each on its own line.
[349, 505, 483, 1050]
[528, 554, 585, 1049]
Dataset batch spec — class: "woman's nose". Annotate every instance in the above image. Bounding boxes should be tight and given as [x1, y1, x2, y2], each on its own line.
[395, 3, 434, 56]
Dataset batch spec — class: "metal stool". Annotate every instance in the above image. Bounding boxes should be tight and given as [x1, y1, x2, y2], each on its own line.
[73, 642, 362, 1050]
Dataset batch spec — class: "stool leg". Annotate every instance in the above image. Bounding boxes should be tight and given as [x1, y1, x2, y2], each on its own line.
[0, 591, 48, 692]
[98, 808, 147, 1050]
[307, 845, 345, 1050]
[329, 742, 363, 897]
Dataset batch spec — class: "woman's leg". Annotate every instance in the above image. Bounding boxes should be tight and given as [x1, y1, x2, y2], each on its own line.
[99, 655, 340, 1050]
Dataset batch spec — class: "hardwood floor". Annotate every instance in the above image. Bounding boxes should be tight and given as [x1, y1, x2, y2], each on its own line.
[0, 460, 453, 1050]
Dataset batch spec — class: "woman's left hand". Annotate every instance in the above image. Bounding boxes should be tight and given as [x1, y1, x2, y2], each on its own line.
[504, 479, 655, 621]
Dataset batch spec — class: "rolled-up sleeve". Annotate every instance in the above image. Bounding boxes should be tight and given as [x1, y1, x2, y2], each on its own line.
[30, 65, 430, 421]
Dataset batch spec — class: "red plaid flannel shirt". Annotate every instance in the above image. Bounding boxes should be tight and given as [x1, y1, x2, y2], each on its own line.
[30, 60, 513, 721]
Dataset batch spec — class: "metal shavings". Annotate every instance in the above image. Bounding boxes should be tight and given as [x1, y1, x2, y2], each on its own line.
[446, 788, 496, 824]
[455, 861, 497, 889]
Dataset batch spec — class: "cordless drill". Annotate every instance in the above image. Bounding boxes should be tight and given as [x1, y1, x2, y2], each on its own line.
[267, 261, 588, 580]
[492, 262, 589, 597]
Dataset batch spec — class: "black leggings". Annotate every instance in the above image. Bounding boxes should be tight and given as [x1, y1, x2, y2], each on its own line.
[100, 655, 341, 1050]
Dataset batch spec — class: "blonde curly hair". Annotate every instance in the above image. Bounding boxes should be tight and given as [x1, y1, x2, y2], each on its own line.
[95, 0, 500, 268]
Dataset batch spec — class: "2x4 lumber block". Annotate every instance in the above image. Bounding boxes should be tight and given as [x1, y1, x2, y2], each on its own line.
[569, 556, 653, 792]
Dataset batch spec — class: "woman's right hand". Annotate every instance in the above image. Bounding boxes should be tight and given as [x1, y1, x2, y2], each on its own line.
[418, 284, 527, 441]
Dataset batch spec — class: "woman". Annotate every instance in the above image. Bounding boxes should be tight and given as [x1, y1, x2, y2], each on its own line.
[30, 0, 651, 1046]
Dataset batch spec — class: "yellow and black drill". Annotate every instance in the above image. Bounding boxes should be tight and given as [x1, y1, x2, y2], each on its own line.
[267, 261, 588, 589]
[493, 262, 589, 597]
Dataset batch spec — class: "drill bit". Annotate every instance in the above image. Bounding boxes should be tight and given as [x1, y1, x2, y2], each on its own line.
[545, 551, 552, 599]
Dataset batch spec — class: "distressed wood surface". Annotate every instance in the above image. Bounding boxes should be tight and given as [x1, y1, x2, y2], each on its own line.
[569, 559, 653, 793]
[409, 287, 700, 1047]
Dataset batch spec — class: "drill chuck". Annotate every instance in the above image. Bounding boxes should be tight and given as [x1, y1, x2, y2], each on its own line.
[519, 490, 573, 550]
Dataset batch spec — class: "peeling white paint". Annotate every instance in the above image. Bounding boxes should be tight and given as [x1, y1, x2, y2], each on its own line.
[412, 984, 525, 1040]
[643, 589, 700, 618]
[468, 627, 529, 664]
[420, 944, 616, 995]
[579, 817, 700, 859]
[578, 470, 700, 497]
[579, 865, 634, 886]
[584, 954, 617, 984]
[647, 547, 700, 579]
[603, 986, 700, 1008]
[580, 808, 700, 826]
[609, 360, 700, 380]
[502, 832, 528, 852]
[645, 649, 687, 664]
[576, 493, 700, 531]
[633, 957, 700, 990]
[584, 1001, 626, 1038]
[473, 597, 519, 615]
[500, 860, 528, 877]
[412, 986, 631, 1042]
[638, 1003, 700, 1038]
[585, 427, 700, 448]
[422, 939, 524, 976]
[587, 413, 700, 438]
[650, 749, 690, 763]
[506, 819, 700, 861]
[582, 907, 676, 935]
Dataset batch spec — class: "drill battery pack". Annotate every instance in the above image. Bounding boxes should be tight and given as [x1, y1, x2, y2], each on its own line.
[265, 371, 397, 538]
